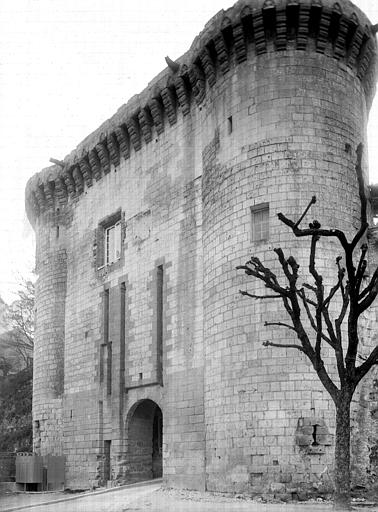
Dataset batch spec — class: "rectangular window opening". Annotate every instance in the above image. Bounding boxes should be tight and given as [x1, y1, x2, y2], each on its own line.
[105, 221, 121, 265]
[251, 203, 269, 242]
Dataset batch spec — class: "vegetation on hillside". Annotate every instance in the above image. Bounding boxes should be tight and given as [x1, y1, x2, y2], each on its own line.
[0, 366, 32, 451]
[0, 280, 34, 452]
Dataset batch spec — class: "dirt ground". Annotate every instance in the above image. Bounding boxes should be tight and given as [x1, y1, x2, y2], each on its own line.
[1, 482, 378, 512]
[132, 488, 377, 512]
[0, 488, 67, 510]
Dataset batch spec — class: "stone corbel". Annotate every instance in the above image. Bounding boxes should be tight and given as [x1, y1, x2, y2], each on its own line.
[296, 4, 311, 50]
[96, 141, 111, 175]
[199, 47, 216, 87]
[54, 176, 68, 203]
[316, 6, 332, 54]
[138, 109, 153, 143]
[107, 132, 121, 167]
[174, 76, 191, 116]
[188, 65, 206, 106]
[89, 148, 102, 182]
[72, 165, 84, 195]
[333, 12, 349, 60]
[79, 155, 93, 188]
[62, 168, 76, 197]
[161, 88, 177, 126]
[213, 33, 230, 74]
[149, 97, 165, 135]
[252, 10, 267, 55]
[114, 126, 130, 160]
[347, 20, 363, 69]
[126, 117, 142, 152]
[233, 22, 247, 63]
[275, 7, 288, 51]
[357, 35, 375, 80]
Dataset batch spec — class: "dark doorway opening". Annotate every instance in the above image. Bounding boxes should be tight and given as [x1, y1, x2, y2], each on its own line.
[127, 399, 163, 482]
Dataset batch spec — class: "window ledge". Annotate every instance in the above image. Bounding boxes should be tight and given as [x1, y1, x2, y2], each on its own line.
[96, 258, 123, 278]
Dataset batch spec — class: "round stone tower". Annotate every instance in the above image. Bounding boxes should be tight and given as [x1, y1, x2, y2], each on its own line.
[28, 169, 67, 456]
[200, 0, 377, 495]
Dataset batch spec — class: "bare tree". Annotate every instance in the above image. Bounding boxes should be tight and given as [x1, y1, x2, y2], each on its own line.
[237, 144, 377, 510]
[1, 280, 34, 368]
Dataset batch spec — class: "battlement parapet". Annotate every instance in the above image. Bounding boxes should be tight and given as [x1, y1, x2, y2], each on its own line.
[25, 0, 377, 225]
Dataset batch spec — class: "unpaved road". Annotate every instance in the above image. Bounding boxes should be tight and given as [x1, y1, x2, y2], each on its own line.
[1, 481, 160, 512]
[1, 481, 377, 512]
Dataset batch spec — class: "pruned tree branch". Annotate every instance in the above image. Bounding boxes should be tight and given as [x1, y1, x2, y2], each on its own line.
[236, 258, 288, 297]
[239, 290, 282, 299]
[264, 321, 296, 331]
[263, 340, 306, 353]
[356, 345, 378, 385]
[355, 244, 368, 295]
[351, 143, 368, 250]
[294, 196, 317, 228]
[278, 211, 349, 249]
[303, 282, 317, 294]
[297, 288, 333, 347]
[359, 266, 378, 302]
[358, 276, 378, 314]
[308, 235, 324, 366]
[323, 261, 345, 309]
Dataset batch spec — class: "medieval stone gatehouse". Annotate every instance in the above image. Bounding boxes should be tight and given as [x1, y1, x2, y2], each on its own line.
[26, 0, 378, 495]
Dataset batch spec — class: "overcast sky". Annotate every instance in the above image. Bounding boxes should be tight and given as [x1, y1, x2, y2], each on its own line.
[0, 0, 378, 303]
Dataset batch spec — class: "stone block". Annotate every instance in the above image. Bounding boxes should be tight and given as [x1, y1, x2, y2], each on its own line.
[270, 482, 286, 493]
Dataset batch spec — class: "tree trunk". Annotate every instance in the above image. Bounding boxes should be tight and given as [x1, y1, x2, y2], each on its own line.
[334, 395, 352, 510]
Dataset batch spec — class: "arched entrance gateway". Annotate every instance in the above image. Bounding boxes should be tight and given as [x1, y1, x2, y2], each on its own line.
[126, 399, 162, 482]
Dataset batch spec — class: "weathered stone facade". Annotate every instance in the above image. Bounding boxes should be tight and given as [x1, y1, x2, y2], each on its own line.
[26, 0, 378, 495]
